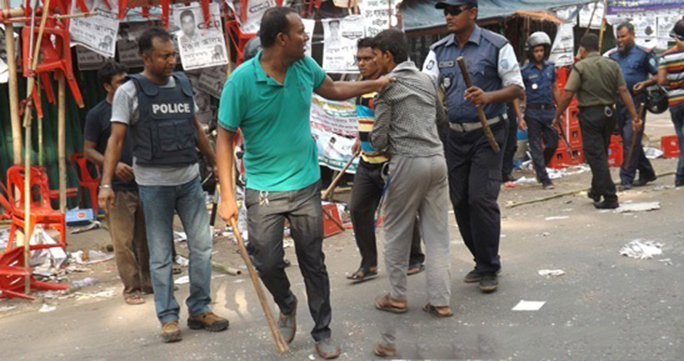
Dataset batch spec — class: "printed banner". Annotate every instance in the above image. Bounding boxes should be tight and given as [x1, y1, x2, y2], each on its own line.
[76, 46, 111, 71]
[549, 23, 575, 67]
[0, 24, 21, 83]
[607, 0, 684, 14]
[237, 0, 276, 34]
[310, 94, 359, 137]
[578, 2, 604, 29]
[359, 0, 398, 37]
[322, 16, 365, 73]
[198, 65, 228, 99]
[173, 3, 228, 71]
[311, 128, 359, 173]
[116, 22, 150, 68]
[607, 8, 681, 50]
[303, 18, 316, 57]
[69, 0, 119, 58]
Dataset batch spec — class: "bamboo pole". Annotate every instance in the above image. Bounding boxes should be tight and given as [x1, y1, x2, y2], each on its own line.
[37, 79, 44, 167]
[2, 0, 22, 164]
[597, 0, 608, 52]
[58, 72, 66, 213]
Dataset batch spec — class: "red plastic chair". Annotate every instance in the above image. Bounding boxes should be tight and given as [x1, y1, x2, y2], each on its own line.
[6, 165, 67, 251]
[0, 181, 12, 220]
[0, 247, 69, 300]
[70, 153, 101, 214]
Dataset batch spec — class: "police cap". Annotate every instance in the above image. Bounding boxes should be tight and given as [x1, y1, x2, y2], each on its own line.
[435, 0, 477, 9]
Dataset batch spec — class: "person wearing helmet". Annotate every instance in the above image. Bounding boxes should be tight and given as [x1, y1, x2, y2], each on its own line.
[519, 31, 560, 190]
[606, 22, 658, 190]
[242, 34, 261, 62]
[657, 19, 684, 187]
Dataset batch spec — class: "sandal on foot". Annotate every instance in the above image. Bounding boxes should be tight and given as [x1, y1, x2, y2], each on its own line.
[407, 263, 425, 276]
[422, 303, 453, 318]
[373, 342, 396, 357]
[375, 294, 407, 314]
[124, 292, 145, 305]
[346, 267, 378, 283]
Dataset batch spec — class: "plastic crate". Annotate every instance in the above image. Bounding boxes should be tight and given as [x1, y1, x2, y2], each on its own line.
[608, 135, 623, 167]
[661, 135, 680, 158]
[322, 203, 343, 238]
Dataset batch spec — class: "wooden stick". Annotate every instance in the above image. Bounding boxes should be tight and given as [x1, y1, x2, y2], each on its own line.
[37, 79, 44, 167]
[23, 102, 32, 294]
[2, 11, 100, 23]
[322, 150, 359, 200]
[2, 0, 22, 164]
[582, 0, 599, 37]
[623, 103, 645, 171]
[230, 219, 289, 354]
[456, 56, 500, 152]
[322, 206, 345, 232]
[597, 0, 608, 53]
[57, 73, 66, 212]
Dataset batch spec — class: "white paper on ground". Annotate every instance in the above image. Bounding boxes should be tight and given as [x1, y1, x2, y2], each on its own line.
[615, 202, 660, 213]
[545, 216, 569, 221]
[538, 269, 565, 278]
[174, 275, 190, 285]
[619, 240, 663, 259]
[512, 300, 546, 311]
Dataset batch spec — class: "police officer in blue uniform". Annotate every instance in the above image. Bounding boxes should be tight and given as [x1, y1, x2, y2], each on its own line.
[423, 0, 524, 293]
[606, 22, 658, 189]
[519, 31, 560, 189]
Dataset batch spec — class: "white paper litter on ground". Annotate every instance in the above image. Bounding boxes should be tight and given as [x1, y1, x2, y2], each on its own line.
[174, 255, 189, 267]
[615, 202, 660, 213]
[0, 305, 17, 312]
[512, 300, 546, 311]
[174, 232, 187, 243]
[29, 226, 67, 268]
[538, 269, 565, 278]
[644, 147, 663, 159]
[174, 276, 190, 285]
[39, 304, 56, 313]
[545, 216, 569, 221]
[620, 240, 663, 259]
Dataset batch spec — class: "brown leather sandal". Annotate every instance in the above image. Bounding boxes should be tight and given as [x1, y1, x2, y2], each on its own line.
[422, 303, 453, 318]
[375, 293, 408, 314]
[124, 292, 145, 305]
[373, 342, 397, 357]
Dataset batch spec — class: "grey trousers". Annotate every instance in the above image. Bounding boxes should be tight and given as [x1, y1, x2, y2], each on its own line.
[382, 155, 451, 306]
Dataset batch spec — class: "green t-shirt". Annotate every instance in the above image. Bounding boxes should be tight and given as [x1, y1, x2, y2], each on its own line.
[218, 52, 326, 191]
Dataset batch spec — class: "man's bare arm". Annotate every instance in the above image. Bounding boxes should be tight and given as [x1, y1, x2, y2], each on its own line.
[195, 117, 216, 167]
[315, 76, 391, 101]
[84, 140, 104, 166]
[216, 127, 238, 223]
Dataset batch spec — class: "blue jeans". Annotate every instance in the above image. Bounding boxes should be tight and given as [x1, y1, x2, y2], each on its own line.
[138, 176, 212, 323]
[671, 104, 684, 180]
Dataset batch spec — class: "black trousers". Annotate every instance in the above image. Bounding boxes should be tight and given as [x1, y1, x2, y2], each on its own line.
[502, 106, 518, 177]
[616, 97, 655, 184]
[579, 105, 618, 202]
[246, 181, 331, 341]
[526, 108, 559, 182]
[447, 122, 506, 274]
[350, 159, 425, 270]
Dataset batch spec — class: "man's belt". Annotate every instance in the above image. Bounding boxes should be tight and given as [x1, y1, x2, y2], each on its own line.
[527, 103, 555, 110]
[450, 114, 506, 133]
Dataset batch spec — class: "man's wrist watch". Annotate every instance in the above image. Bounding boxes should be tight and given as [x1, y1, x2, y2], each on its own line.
[99, 184, 112, 190]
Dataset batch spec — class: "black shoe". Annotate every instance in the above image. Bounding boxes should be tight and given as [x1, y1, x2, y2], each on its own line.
[542, 180, 555, 190]
[463, 269, 482, 283]
[677, 179, 684, 187]
[502, 173, 518, 183]
[587, 189, 601, 202]
[479, 273, 498, 293]
[617, 182, 632, 191]
[633, 174, 657, 187]
[593, 199, 619, 209]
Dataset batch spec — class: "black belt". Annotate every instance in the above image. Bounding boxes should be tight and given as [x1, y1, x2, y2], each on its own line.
[527, 103, 555, 110]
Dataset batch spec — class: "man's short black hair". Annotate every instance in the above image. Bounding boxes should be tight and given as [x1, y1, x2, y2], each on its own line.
[580, 33, 599, 52]
[357, 37, 373, 49]
[138, 27, 173, 55]
[180, 9, 194, 21]
[260, 7, 297, 48]
[617, 22, 635, 34]
[371, 28, 409, 64]
[98, 61, 128, 87]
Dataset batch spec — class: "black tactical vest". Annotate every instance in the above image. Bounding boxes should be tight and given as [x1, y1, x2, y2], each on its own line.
[129, 72, 199, 166]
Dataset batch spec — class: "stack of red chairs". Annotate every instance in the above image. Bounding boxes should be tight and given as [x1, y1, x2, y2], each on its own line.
[70, 153, 101, 214]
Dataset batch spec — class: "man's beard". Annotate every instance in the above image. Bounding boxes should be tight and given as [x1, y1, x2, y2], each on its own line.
[619, 41, 634, 55]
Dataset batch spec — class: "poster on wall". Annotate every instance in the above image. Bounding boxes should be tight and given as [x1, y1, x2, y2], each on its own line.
[76, 46, 111, 71]
[549, 23, 575, 67]
[198, 65, 228, 99]
[359, 0, 398, 37]
[578, 2, 604, 29]
[322, 16, 365, 73]
[69, 0, 119, 58]
[172, 3, 228, 71]
[310, 94, 358, 137]
[116, 22, 151, 68]
[607, 0, 684, 15]
[0, 24, 21, 83]
[236, 0, 276, 34]
[303, 18, 316, 57]
[311, 128, 358, 173]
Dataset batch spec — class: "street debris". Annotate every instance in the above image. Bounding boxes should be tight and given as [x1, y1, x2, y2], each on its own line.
[74, 288, 116, 301]
[39, 304, 56, 313]
[29, 226, 67, 269]
[174, 276, 190, 285]
[652, 185, 674, 192]
[512, 300, 546, 311]
[615, 202, 660, 213]
[70, 250, 114, 264]
[0, 305, 17, 312]
[174, 232, 188, 243]
[538, 269, 565, 278]
[644, 147, 663, 159]
[71, 277, 98, 290]
[70, 221, 101, 234]
[542, 232, 551, 237]
[619, 240, 663, 259]
[545, 216, 569, 221]
[174, 255, 189, 267]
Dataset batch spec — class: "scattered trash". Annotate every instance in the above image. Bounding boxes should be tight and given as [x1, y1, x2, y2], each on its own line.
[619, 240, 663, 259]
[75, 288, 116, 301]
[542, 232, 551, 237]
[70, 221, 101, 234]
[615, 202, 660, 213]
[28, 226, 67, 269]
[174, 232, 188, 243]
[174, 255, 189, 267]
[0, 305, 17, 312]
[644, 147, 663, 159]
[233, 279, 245, 284]
[283, 239, 294, 249]
[652, 185, 674, 192]
[308, 354, 316, 361]
[71, 277, 99, 290]
[39, 304, 56, 313]
[512, 300, 546, 311]
[545, 216, 569, 221]
[538, 269, 565, 278]
[658, 258, 673, 266]
[70, 250, 114, 264]
[174, 276, 190, 285]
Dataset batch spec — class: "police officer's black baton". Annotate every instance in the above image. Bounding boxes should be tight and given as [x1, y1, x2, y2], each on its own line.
[624, 103, 646, 171]
[457, 56, 501, 152]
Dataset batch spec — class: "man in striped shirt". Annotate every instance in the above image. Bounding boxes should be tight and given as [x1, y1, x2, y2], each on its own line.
[658, 19, 684, 187]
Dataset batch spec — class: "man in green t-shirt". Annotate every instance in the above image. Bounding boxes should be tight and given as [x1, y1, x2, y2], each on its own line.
[215, 7, 390, 359]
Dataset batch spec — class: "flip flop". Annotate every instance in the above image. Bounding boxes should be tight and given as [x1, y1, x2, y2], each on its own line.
[124, 293, 145, 305]
[422, 303, 453, 318]
[346, 267, 378, 283]
[407, 263, 425, 276]
[375, 294, 408, 314]
[373, 342, 397, 357]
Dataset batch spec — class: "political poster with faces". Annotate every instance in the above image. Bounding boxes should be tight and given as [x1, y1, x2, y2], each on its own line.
[311, 127, 359, 173]
[578, 2, 604, 29]
[322, 16, 365, 73]
[549, 23, 574, 67]
[69, 0, 119, 58]
[198, 65, 228, 99]
[0, 24, 21, 83]
[310, 94, 358, 137]
[172, 3, 228, 71]
[236, 0, 277, 34]
[359, 0, 398, 37]
[303, 18, 316, 57]
[76, 46, 111, 71]
[116, 22, 150, 68]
